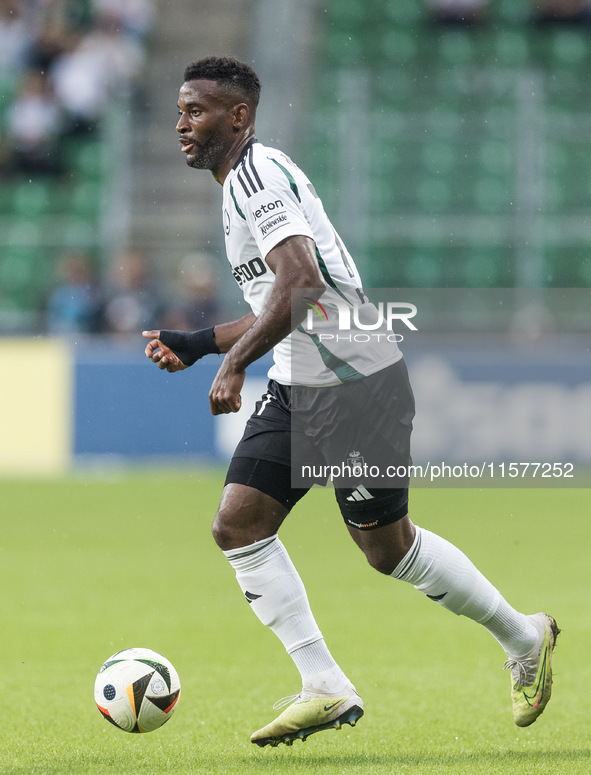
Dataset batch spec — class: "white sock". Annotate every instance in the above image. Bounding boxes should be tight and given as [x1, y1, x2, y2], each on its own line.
[224, 535, 348, 691]
[290, 647, 350, 694]
[392, 526, 539, 657]
[481, 601, 539, 659]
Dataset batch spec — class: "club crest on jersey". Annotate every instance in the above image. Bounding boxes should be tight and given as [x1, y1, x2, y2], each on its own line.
[347, 450, 365, 469]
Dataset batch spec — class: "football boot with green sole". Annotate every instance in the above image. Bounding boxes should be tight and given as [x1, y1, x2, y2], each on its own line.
[251, 683, 364, 747]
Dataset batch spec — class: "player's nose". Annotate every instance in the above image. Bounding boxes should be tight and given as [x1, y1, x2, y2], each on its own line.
[176, 113, 189, 132]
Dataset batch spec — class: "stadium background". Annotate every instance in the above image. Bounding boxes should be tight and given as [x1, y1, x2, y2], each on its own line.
[2, 4, 591, 773]
[0, 0, 590, 474]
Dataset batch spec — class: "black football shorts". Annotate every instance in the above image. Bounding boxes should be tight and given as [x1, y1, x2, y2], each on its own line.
[225, 359, 415, 530]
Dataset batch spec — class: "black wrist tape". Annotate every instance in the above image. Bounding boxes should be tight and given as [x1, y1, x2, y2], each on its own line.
[159, 327, 220, 366]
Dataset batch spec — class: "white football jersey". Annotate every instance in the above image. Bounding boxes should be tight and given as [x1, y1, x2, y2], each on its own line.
[222, 140, 401, 386]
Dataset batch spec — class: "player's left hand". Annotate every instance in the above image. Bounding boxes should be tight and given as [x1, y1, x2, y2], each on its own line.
[209, 362, 245, 415]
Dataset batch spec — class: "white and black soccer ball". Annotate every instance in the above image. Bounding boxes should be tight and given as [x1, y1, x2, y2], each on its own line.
[94, 647, 181, 733]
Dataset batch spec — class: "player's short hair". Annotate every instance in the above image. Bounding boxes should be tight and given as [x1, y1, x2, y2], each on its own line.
[183, 56, 261, 108]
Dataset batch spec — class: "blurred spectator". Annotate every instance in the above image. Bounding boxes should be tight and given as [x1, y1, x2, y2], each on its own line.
[5, 69, 64, 175]
[0, 0, 33, 75]
[49, 21, 141, 133]
[28, 0, 94, 32]
[531, 0, 591, 25]
[103, 249, 161, 335]
[28, 20, 74, 73]
[26, 0, 91, 71]
[1, 0, 151, 148]
[92, 0, 154, 42]
[46, 252, 103, 334]
[427, 0, 489, 26]
[161, 252, 221, 331]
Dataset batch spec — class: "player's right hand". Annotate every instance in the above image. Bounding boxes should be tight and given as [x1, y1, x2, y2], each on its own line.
[142, 330, 187, 373]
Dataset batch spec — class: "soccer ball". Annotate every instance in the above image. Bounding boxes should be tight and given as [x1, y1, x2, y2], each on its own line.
[94, 647, 181, 733]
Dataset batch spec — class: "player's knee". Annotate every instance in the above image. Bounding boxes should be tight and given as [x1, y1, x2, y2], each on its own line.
[211, 509, 238, 550]
[364, 546, 400, 575]
[362, 531, 415, 575]
[212, 503, 271, 551]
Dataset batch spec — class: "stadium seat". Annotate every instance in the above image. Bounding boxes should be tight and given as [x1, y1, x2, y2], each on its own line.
[462, 248, 512, 287]
[544, 246, 589, 286]
[62, 218, 97, 248]
[496, 0, 530, 25]
[302, 0, 591, 288]
[378, 29, 419, 66]
[383, 0, 422, 27]
[325, 30, 365, 63]
[7, 218, 43, 246]
[403, 249, 443, 287]
[67, 140, 103, 179]
[552, 31, 588, 67]
[420, 139, 457, 176]
[12, 180, 52, 217]
[474, 177, 511, 215]
[438, 32, 476, 67]
[0, 184, 12, 214]
[416, 177, 453, 213]
[0, 247, 37, 291]
[69, 182, 101, 219]
[492, 30, 530, 66]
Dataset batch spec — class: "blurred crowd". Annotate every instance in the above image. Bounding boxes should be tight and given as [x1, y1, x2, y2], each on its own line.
[44, 248, 221, 337]
[0, 0, 153, 176]
[0, 0, 223, 340]
[427, 0, 591, 26]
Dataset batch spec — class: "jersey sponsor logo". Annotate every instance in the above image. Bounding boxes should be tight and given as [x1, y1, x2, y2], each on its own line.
[253, 199, 284, 219]
[232, 256, 268, 286]
[260, 213, 289, 238]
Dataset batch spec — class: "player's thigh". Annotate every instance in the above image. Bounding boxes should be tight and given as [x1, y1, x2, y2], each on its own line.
[214, 381, 311, 550]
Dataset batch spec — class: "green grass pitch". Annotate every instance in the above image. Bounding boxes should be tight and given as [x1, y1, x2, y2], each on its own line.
[1, 470, 590, 774]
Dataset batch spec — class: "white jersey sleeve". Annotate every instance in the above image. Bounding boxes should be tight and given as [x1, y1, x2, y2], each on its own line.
[231, 143, 314, 257]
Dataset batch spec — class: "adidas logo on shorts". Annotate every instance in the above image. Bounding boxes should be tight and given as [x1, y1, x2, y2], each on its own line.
[346, 485, 375, 502]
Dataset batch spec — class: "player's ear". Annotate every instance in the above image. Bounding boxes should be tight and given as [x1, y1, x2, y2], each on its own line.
[231, 103, 250, 129]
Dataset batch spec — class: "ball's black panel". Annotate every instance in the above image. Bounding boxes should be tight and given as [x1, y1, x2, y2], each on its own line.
[137, 659, 172, 691]
[145, 688, 180, 712]
[131, 670, 154, 716]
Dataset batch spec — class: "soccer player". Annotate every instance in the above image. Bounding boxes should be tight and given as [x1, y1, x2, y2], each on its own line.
[142, 56, 559, 747]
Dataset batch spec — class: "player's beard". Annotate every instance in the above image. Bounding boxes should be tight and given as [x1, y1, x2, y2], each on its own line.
[186, 134, 227, 170]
